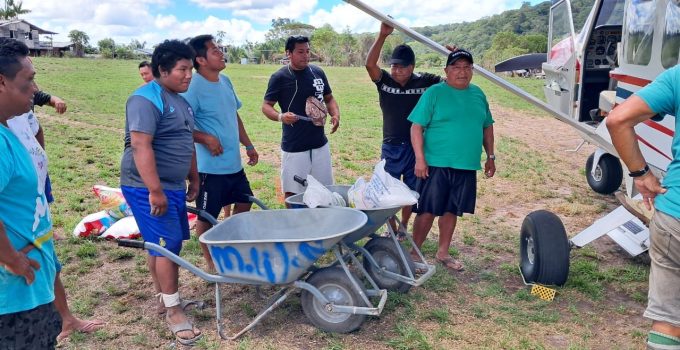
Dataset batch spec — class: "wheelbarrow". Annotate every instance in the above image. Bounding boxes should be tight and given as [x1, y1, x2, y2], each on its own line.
[118, 206, 387, 340]
[285, 184, 436, 293]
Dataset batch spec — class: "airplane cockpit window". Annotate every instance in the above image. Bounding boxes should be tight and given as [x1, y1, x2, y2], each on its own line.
[549, 0, 575, 67]
[596, 0, 626, 26]
[624, 0, 656, 65]
[662, 0, 680, 68]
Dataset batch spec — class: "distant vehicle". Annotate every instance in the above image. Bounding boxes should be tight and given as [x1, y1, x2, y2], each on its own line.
[345, 0, 679, 286]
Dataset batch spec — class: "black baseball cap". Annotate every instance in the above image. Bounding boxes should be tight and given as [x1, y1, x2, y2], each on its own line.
[390, 44, 415, 66]
[446, 49, 474, 66]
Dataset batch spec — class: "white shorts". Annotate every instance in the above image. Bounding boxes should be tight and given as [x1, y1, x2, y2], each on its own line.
[281, 143, 334, 194]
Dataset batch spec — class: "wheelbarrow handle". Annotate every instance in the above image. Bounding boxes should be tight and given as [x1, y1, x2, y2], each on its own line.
[187, 206, 219, 225]
[117, 239, 145, 249]
[293, 175, 307, 187]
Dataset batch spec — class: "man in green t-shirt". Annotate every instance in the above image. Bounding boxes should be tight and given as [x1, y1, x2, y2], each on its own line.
[407, 49, 496, 272]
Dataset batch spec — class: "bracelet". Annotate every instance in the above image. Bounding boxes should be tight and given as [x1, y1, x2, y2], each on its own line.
[628, 164, 650, 178]
[245, 145, 255, 151]
[277, 113, 283, 122]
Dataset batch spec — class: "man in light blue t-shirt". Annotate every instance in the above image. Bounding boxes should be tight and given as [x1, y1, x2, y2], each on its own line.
[183, 35, 258, 272]
[607, 65, 680, 349]
[0, 38, 61, 348]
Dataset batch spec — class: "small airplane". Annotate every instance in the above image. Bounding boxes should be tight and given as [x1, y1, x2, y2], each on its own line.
[344, 0, 679, 286]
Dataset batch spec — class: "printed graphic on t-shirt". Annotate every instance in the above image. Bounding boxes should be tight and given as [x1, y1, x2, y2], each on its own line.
[313, 78, 324, 101]
[380, 85, 429, 95]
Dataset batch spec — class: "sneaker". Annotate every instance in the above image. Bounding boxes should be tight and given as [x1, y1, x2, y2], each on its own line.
[615, 191, 654, 226]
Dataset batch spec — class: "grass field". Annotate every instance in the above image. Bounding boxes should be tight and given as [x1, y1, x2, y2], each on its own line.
[30, 57, 649, 349]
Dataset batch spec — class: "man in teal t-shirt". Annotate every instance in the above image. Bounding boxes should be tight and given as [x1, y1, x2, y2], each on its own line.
[408, 49, 496, 272]
[607, 65, 680, 349]
[0, 38, 61, 348]
[183, 35, 259, 272]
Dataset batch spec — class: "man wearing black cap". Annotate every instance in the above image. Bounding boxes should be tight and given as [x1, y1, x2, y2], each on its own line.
[408, 49, 496, 272]
[365, 22, 445, 236]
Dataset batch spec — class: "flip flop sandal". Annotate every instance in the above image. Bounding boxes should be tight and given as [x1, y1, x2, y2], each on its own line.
[167, 317, 202, 346]
[436, 257, 464, 272]
[56, 320, 105, 342]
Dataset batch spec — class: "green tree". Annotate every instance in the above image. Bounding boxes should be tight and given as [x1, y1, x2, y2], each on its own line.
[1, 0, 30, 19]
[311, 24, 339, 64]
[98, 38, 116, 58]
[68, 29, 90, 57]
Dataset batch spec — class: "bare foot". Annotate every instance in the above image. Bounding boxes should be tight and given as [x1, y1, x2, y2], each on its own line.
[57, 317, 105, 341]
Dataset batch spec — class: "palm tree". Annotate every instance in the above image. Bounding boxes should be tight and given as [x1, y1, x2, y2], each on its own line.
[68, 29, 90, 57]
[10, 0, 30, 19]
[1, 0, 30, 20]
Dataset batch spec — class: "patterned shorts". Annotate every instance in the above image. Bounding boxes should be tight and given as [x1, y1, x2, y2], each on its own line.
[0, 302, 61, 350]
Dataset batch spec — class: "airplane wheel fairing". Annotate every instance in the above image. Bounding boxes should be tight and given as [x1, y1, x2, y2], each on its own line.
[585, 153, 622, 194]
[520, 210, 570, 286]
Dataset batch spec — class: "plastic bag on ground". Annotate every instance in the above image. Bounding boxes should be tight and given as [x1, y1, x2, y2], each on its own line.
[73, 210, 116, 238]
[348, 159, 419, 209]
[302, 175, 334, 208]
[100, 216, 140, 240]
[93, 185, 132, 219]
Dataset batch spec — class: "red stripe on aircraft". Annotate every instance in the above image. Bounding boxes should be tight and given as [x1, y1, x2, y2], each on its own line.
[637, 135, 672, 161]
[610, 73, 652, 87]
[643, 120, 674, 137]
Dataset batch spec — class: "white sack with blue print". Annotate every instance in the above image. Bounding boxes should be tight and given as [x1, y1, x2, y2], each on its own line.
[348, 159, 418, 209]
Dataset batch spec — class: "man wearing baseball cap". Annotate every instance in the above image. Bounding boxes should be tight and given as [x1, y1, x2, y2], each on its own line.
[407, 49, 496, 272]
[365, 22, 449, 238]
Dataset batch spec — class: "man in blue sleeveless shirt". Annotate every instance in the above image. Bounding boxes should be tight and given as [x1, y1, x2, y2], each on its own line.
[607, 65, 680, 350]
[0, 37, 61, 349]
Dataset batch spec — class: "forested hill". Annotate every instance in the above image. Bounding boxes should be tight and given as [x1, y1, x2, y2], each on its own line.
[407, 0, 595, 57]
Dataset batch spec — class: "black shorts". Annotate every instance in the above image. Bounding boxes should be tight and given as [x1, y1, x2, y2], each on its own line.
[0, 302, 61, 350]
[413, 166, 476, 216]
[196, 170, 253, 222]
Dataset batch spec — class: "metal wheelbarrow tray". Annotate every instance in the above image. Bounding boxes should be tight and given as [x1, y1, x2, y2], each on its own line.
[119, 207, 387, 339]
[285, 185, 436, 293]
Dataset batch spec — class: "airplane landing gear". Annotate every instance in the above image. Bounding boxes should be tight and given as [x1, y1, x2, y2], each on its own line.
[585, 152, 622, 195]
[519, 210, 570, 286]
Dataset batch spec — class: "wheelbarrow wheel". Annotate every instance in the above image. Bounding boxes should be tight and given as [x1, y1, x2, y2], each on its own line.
[301, 266, 367, 333]
[362, 237, 415, 293]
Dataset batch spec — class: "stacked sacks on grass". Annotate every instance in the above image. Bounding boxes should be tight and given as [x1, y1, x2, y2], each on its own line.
[73, 185, 197, 239]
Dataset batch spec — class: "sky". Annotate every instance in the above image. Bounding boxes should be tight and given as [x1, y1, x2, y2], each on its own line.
[19, 0, 545, 47]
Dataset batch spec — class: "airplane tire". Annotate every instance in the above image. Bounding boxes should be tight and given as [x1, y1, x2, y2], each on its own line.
[585, 153, 622, 195]
[519, 210, 570, 286]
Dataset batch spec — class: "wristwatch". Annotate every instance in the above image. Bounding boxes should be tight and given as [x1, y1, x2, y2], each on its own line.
[487, 154, 496, 161]
[628, 164, 649, 177]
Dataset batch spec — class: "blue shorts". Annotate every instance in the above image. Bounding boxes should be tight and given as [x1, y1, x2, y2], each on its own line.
[121, 186, 190, 257]
[381, 143, 417, 191]
[45, 173, 53, 204]
[55, 256, 61, 273]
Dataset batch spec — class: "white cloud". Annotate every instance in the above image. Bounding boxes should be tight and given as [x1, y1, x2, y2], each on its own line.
[310, 0, 537, 34]
[190, 0, 318, 25]
[15, 0, 539, 48]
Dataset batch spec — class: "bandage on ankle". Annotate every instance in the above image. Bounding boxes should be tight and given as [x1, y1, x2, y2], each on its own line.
[161, 292, 181, 308]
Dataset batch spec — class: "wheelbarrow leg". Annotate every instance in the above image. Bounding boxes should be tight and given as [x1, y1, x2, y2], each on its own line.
[218, 286, 294, 340]
[332, 245, 372, 307]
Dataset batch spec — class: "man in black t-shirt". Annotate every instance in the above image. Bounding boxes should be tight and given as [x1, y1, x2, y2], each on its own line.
[262, 36, 340, 200]
[365, 22, 445, 235]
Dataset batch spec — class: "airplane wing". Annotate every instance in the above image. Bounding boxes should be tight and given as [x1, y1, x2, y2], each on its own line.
[343, 0, 618, 156]
[495, 53, 547, 72]
[570, 195, 649, 256]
